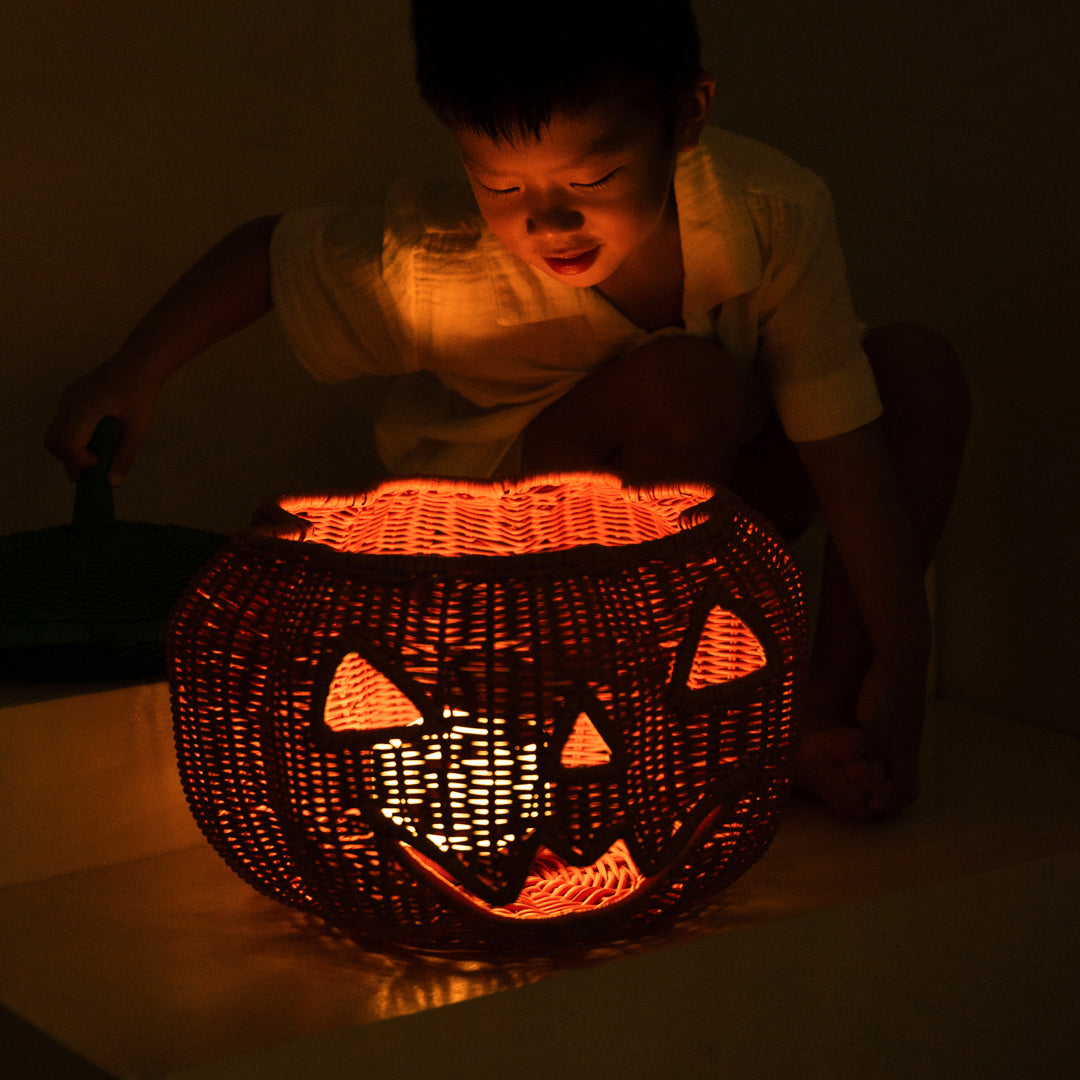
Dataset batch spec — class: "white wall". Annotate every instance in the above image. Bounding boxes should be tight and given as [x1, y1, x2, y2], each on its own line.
[2, 2, 1076, 729]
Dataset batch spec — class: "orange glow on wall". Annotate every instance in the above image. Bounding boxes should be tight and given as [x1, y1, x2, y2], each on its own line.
[168, 474, 807, 952]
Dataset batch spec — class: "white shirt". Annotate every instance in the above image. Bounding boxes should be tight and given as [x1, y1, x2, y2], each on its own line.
[270, 127, 882, 477]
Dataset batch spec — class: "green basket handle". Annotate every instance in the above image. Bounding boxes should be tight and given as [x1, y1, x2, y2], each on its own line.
[73, 417, 120, 530]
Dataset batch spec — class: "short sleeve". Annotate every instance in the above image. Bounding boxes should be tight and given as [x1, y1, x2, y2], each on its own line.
[269, 206, 418, 382]
[754, 179, 882, 442]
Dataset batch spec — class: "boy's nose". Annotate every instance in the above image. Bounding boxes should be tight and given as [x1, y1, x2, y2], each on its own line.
[526, 201, 585, 237]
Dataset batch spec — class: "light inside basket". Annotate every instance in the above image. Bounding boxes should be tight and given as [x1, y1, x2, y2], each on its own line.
[378, 711, 653, 919]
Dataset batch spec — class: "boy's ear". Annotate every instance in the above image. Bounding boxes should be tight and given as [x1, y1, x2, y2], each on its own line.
[675, 72, 716, 151]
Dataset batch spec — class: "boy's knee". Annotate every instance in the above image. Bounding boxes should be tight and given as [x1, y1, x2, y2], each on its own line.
[622, 336, 744, 430]
[522, 335, 747, 486]
[614, 336, 746, 481]
[864, 322, 971, 438]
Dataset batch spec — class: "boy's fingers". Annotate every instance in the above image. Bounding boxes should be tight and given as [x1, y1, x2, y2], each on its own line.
[44, 414, 101, 481]
[45, 411, 146, 485]
[108, 426, 146, 486]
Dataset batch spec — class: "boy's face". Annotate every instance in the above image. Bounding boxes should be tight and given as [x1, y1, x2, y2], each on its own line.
[455, 89, 705, 289]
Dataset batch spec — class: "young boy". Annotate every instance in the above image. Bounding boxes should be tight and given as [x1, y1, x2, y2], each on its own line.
[44, 0, 969, 818]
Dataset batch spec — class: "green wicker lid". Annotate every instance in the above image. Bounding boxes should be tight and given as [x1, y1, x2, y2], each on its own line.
[0, 418, 228, 680]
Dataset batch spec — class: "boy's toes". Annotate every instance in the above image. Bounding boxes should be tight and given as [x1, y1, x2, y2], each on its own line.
[793, 726, 893, 819]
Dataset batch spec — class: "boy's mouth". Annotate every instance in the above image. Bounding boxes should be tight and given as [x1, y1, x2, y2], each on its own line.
[543, 246, 601, 276]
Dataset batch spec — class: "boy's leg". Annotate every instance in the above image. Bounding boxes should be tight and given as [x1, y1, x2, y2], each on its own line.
[779, 324, 971, 817]
[521, 335, 747, 485]
[522, 324, 970, 817]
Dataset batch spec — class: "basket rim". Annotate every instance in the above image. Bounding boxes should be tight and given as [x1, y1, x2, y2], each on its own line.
[231, 473, 769, 579]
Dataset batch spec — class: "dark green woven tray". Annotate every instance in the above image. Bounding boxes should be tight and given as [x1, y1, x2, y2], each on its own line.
[0, 418, 228, 681]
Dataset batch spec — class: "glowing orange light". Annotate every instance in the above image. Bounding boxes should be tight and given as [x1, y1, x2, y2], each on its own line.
[169, 473, 806, 951]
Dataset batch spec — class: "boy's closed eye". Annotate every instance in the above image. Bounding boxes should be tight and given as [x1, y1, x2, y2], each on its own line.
[475, 167, 624, 198]
[571, 167, 623, 192]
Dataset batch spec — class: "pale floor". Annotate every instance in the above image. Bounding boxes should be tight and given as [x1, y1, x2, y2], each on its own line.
[1, 680, 1077, 1079]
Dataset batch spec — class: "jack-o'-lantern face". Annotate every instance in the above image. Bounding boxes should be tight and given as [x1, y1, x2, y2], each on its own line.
[169, 475, 804, 949]
[312, 577, 778, 921]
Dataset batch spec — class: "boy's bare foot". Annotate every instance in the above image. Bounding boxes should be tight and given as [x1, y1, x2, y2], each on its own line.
[792, 726, 895, 819]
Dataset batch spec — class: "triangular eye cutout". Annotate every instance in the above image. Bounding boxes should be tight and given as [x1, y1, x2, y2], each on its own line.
[559, 711, 613, 768]
[687, 606, 768, 689]
[324, 652, 423, 732]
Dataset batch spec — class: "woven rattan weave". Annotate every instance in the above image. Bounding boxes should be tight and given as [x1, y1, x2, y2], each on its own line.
[168, 474, 807, 952]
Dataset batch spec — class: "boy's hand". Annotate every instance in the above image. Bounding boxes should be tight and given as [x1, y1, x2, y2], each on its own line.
[794, 656, 925, 819]
[44, 354, 164, 484]
[854, 659, 925, 816]
[794, 420, 932, 818]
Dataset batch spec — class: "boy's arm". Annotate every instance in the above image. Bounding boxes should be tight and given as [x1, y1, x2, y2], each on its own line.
[45, 214, 282, 483]
[795, 418, 932, 813]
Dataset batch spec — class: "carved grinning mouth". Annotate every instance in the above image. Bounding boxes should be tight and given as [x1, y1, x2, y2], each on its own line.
[395, 798, 734, 921]
[365, 705, 649, 915]
[399, 836, 651, 920]
[352, 706, 749, 921]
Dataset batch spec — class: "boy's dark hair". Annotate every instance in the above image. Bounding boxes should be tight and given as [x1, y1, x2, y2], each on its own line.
[411, 0, 702, 143]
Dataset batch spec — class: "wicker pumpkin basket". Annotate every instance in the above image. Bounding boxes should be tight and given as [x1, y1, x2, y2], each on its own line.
[168, 474, 807, 952]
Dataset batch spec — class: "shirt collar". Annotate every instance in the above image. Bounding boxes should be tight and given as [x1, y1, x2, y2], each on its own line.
[676, 127, 762, 325]
[481, 126, 763, 328]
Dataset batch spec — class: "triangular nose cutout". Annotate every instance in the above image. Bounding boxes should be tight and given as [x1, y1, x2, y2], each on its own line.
[560, 712, 612, 768]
